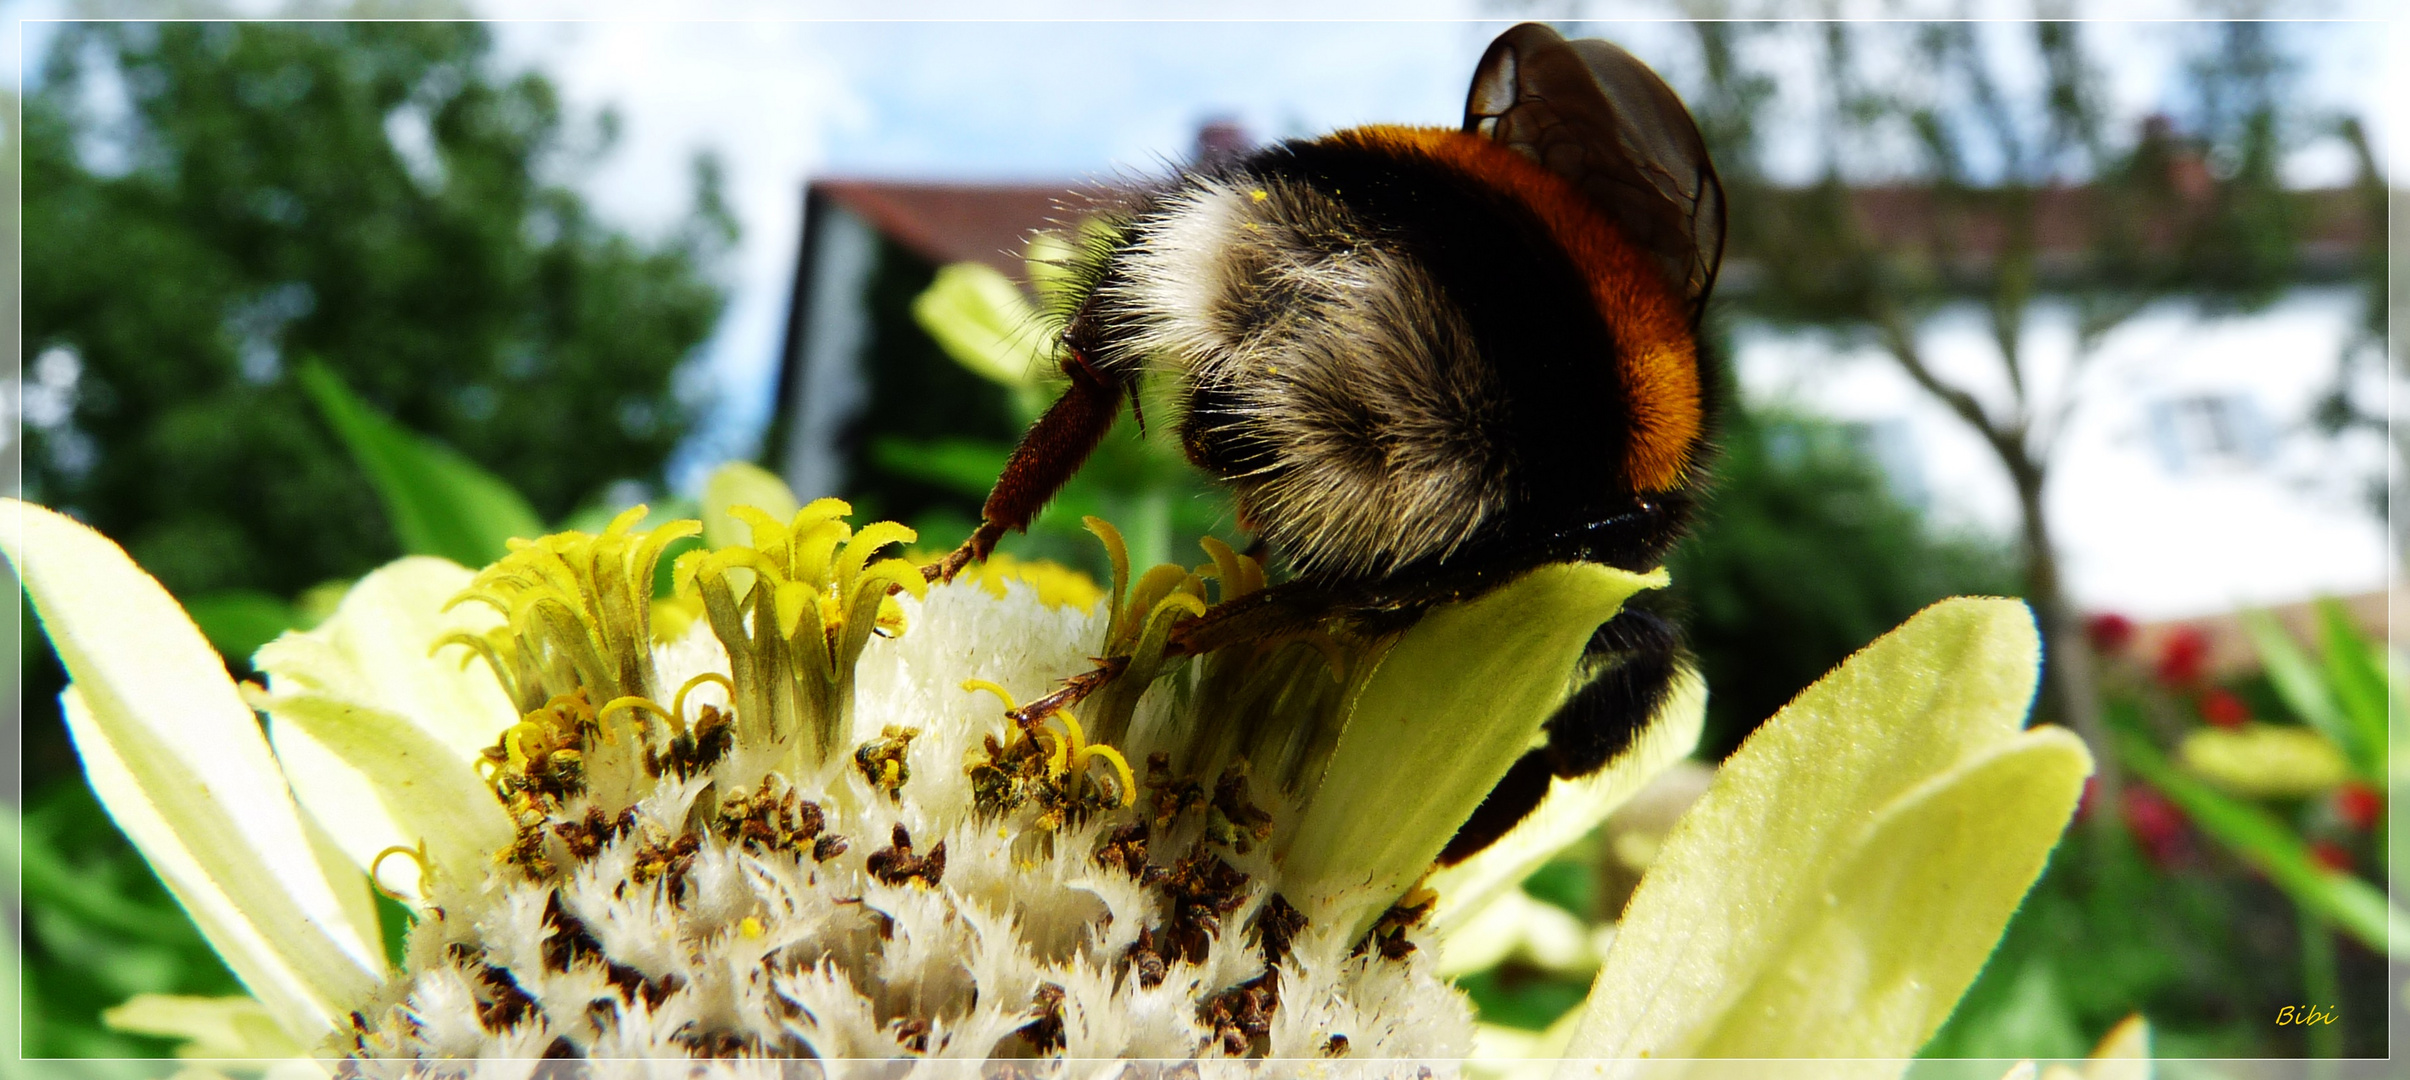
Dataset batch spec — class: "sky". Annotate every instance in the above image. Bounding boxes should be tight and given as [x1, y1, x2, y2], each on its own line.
[9, 1, 2402, 613]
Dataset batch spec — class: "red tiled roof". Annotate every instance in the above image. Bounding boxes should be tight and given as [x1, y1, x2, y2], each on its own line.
[815, 180, 1098, 280]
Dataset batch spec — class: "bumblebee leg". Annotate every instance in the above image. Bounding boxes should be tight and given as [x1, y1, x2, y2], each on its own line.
[1007, 655, 1130, 723]
[1438, 606, 1681, 864]
[926, 351, 1128, 583]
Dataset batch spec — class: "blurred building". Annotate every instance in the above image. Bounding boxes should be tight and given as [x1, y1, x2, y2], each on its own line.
[769, 134, 2389, 629]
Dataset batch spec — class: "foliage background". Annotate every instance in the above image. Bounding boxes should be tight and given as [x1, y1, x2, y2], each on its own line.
[17, 22, 732, 1055]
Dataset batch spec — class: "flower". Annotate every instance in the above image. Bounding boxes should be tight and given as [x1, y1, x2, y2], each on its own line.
[2121, 786, 2191, 868]
[8, 493, 1656, 1061]
[9, 484, 2086, 1069]
[2153, 625, 2212, 685]
[2194, 687, 2251, 729]
[2084, 612, 2136, 656]
[2332, 781, 2383, 832]
[2307, 840, 2355, 874]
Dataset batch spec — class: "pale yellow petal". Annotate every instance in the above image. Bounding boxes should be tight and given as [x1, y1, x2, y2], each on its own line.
[9, 500, 383, 1039]
[253, 555, 515, 760]
[298, 808, 382, 962]
[702, 462, 803, 550]
[63, 687, 378, 1041]
[1431, 667, 1704, 935]
[2178, 724, 2350, 797]
[1660, 728, 2089, 1058]
[1565, 597, 2075, 1072]
[1281, 563, 1665, 941]
[2083, 1015, 2151, 1080]
[254, 690, 516, 899]
[104, 994, 306, 1059]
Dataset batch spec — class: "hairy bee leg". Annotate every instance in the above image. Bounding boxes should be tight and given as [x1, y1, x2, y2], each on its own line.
[1438, 605, 1681, 864]
[1007, 655, 1131, 724]
[1162, 580, 1386, 657]
[925, 351, 1128, 583]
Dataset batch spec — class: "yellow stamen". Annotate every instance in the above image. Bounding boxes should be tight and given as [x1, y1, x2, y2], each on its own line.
[1045, 728, 1071, 779]
[673, 672, 737, 728]
[739, 916, 765, 940]
[962, 678, 1020, 714]
[1079, 743, 1138, 807]
[1052, 709, 1089, 756]
[502, 721, 547, 768]
[370, 841, 433, 902]
[600, 695, 680, 737]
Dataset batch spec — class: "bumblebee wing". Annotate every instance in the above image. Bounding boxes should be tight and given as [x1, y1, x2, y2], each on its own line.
[1464, 22, 1726, 323]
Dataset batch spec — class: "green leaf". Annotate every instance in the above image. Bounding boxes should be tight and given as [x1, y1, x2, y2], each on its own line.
[298, 360, 544, 567]
[2120, 730, 2407, 959]
[178, 589, 302, 663]
[870, 436, 1013, 498]
[2313, 599, 2387, 780]
[2238, 609, 2353, 762]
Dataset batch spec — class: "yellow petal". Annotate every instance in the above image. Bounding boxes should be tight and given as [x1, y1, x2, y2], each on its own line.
[2081, 1015, 2151, 1080]
[1430, 666, 1704, 935]
[251, 690, 516, 899]
[1566, 597, 2084, 1070]
[1282, 562, 1665, 941]
[1666, 728, 2089, 1058]
[2178, 724, 2351, 797]
[254, 556, 516, 761]
[912, 261, 1050, 387]
[103, 994, 305, 1059]
[252, 558, 519, 889]
[8, 500, 383, 1039]
[702, 462, 803, 551]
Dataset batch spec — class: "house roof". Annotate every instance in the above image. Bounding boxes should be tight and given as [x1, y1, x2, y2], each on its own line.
[814, 180, 1103, 281]
[812, 176, 2374, 288]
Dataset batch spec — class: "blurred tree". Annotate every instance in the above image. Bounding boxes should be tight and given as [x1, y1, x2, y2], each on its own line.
[1670, 402, 2020, 758]
[1687, 19, 2323, 816]
[23, 21, 732, 602]
[17, 21, 731, 1055]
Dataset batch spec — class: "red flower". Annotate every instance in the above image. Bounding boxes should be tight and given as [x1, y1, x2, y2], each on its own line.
[2308, 840, 2354, 874]
[2334, 782, 2384, 831]
[2122, 786, 2188, 866]
[2196, 687, 2251, 729]
[2155, 625, 2212, 685]
[2086, 612, 2137, 655]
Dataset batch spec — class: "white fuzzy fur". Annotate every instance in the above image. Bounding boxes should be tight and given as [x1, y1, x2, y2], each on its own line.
[1103, 176, 1510, 580]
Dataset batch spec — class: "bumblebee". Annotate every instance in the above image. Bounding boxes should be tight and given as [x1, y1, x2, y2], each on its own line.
[929, 23, 1725, 860]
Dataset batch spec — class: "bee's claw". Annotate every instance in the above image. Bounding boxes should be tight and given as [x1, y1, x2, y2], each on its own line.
[923, 521, 1008, 584]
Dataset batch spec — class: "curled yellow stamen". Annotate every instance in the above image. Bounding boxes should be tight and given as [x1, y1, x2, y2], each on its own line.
[673, 672, 736, 727]
[1045, 727, 1072, 779]
[502, 722, 548, 768]
[961, 678, 1019, 714]
[370, 841, 433, 902]
[1052, 709, 1089, 755]
[600, 695, 680, 738]
[1078, 743, 1138, 807]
